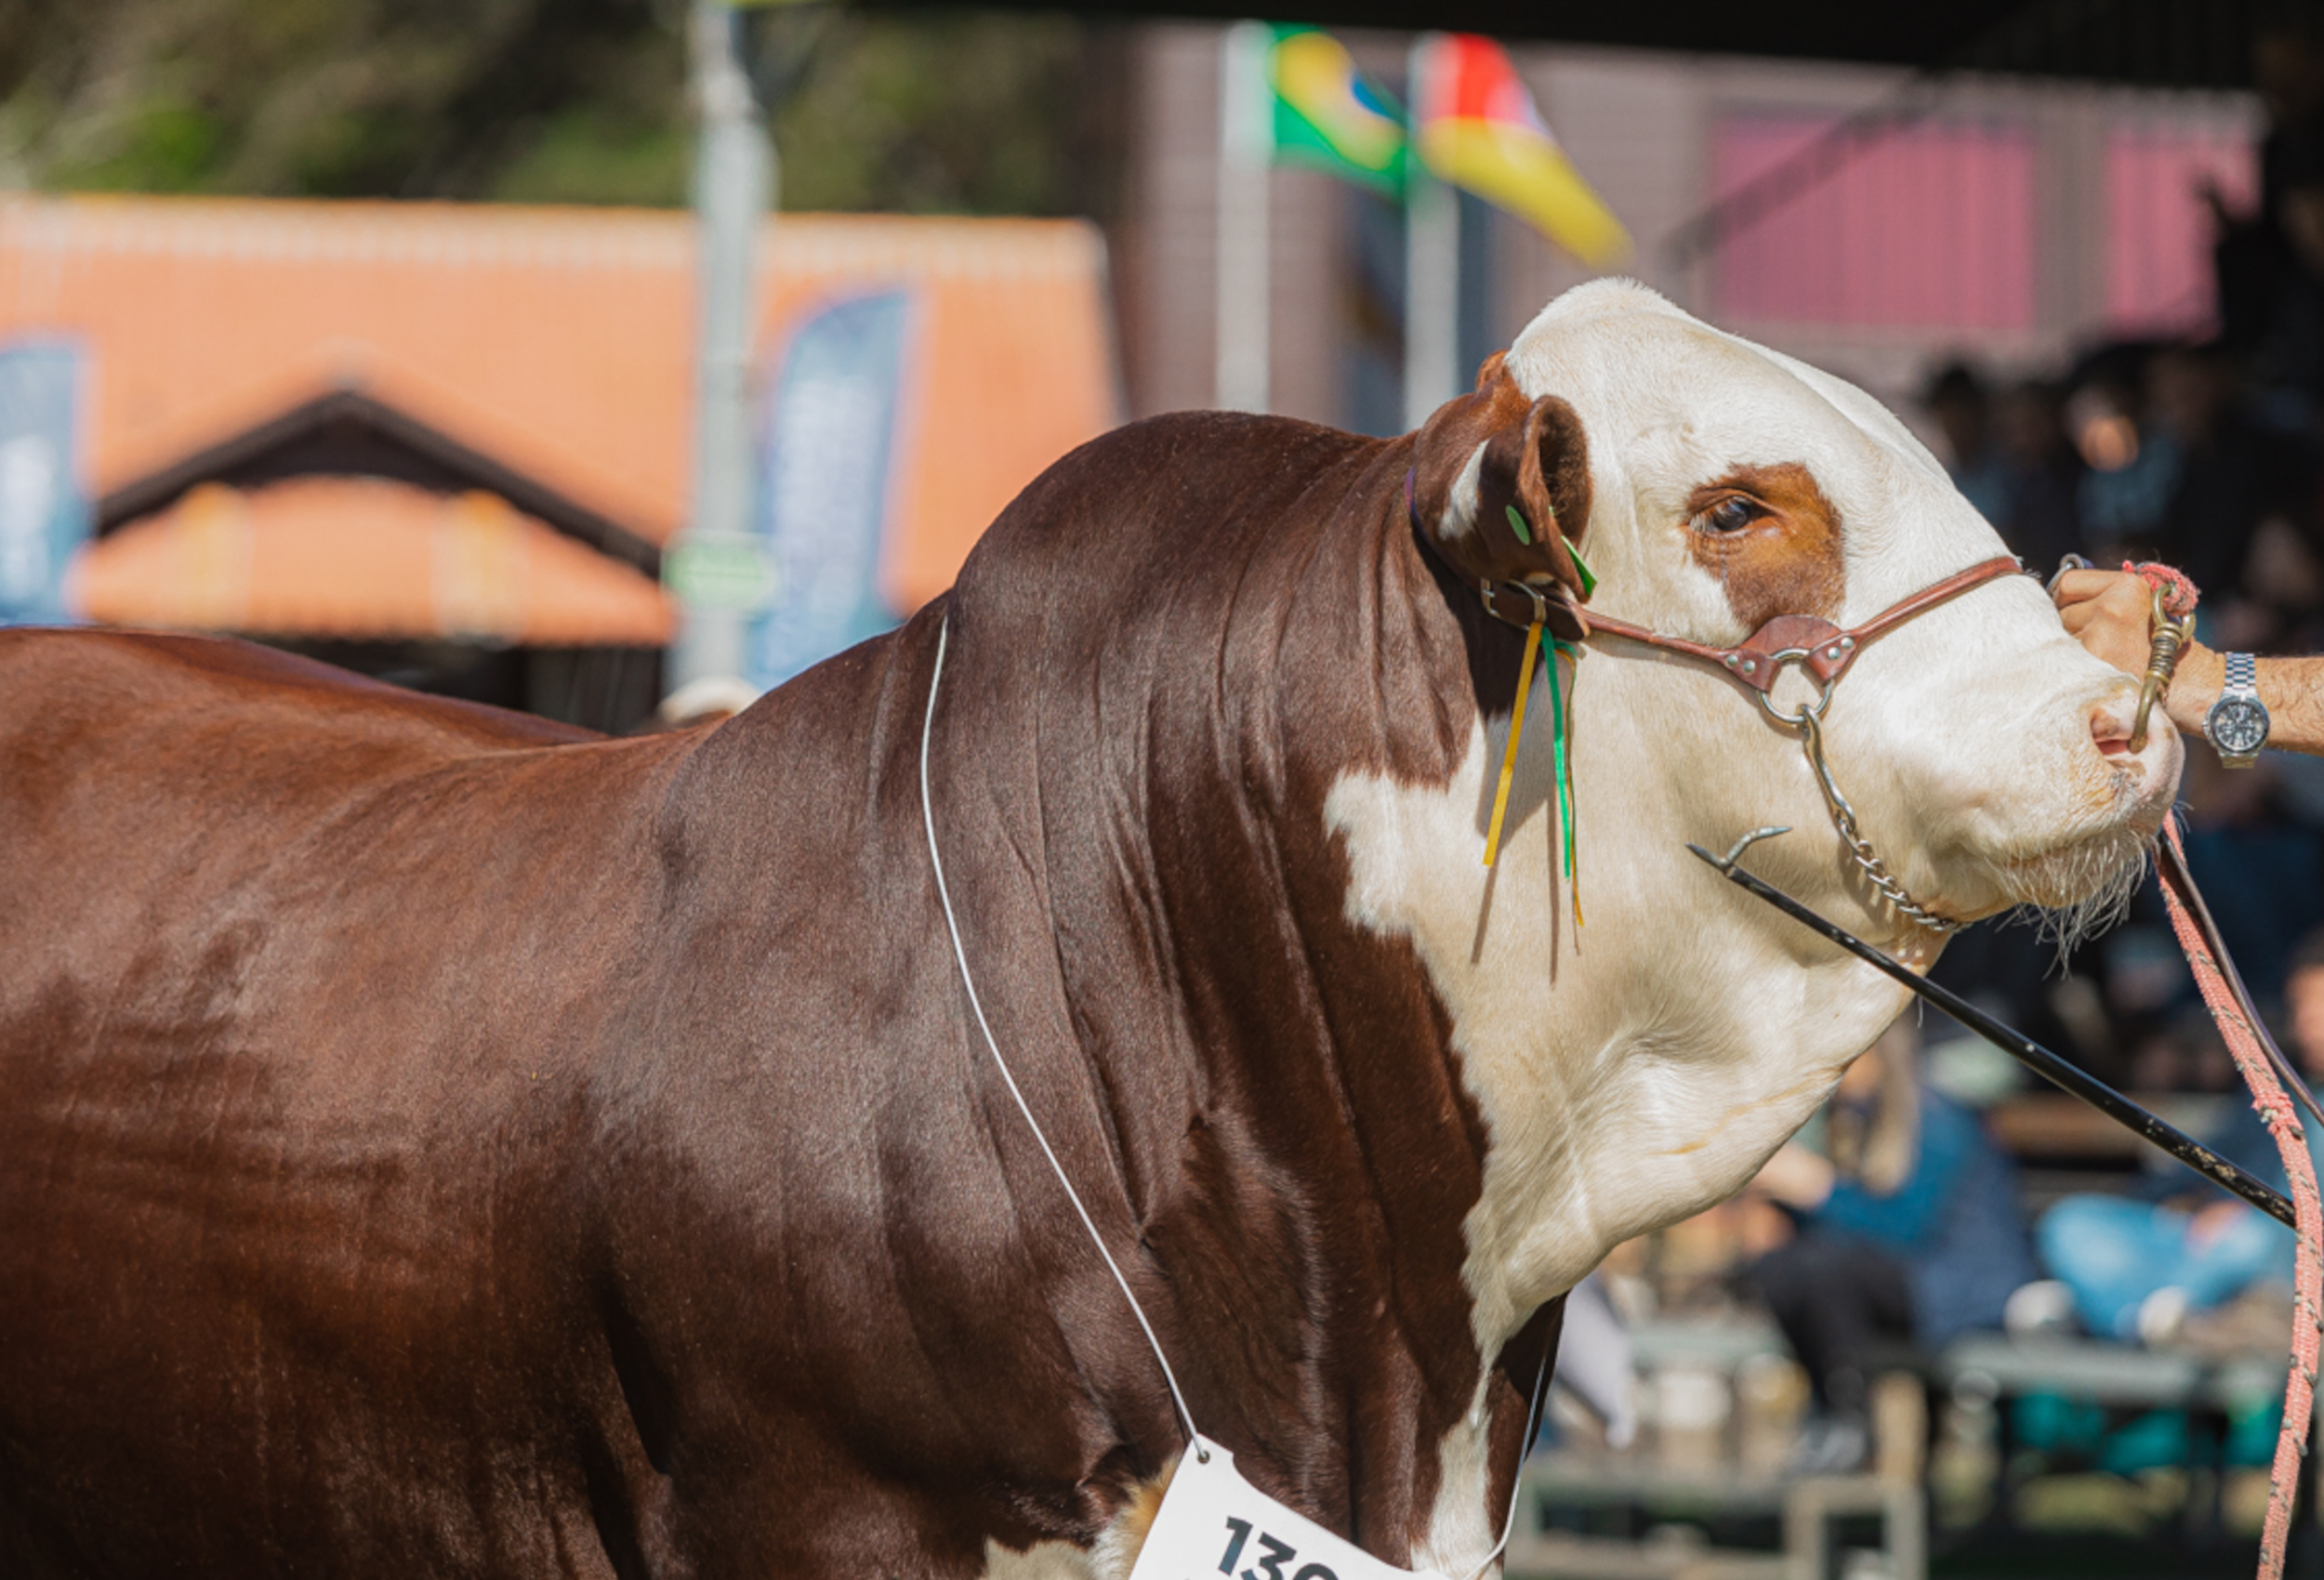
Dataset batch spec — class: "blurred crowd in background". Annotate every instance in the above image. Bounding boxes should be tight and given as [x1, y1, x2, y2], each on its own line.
[1912, 27, 2324, 1093]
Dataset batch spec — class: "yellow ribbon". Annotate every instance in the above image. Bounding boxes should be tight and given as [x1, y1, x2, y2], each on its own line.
[1481, 624, 1585, 930]
[1482, 619, 1544, 869]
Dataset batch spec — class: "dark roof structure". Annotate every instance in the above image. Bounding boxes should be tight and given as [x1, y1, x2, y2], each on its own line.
[933, 0, 2317, 89]
[94, 387, 662, 574]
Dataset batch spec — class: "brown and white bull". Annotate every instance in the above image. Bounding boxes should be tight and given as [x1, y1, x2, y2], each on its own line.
[0, 282, 2173, 1578]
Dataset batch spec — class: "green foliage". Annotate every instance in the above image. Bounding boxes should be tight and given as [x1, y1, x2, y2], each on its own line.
[488, 109, 693, 208]
[0, 0, 1117, 217]
[771, 11, 1097, 216]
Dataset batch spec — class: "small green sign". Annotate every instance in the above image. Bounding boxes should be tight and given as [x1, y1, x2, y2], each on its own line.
[665, 538, 779, 612]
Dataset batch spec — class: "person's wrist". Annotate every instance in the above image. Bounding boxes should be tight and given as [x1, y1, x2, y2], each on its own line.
[2167, 643, 2223, 734]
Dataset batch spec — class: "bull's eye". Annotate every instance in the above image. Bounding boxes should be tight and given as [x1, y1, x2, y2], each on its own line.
[1695, 495, 1762, 534]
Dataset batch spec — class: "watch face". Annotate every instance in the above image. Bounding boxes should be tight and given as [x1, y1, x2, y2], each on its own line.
[2212, 696, 2269, 755]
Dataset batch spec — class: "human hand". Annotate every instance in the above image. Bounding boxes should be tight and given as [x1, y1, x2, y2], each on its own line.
[2053, 568, 2156, 677]
[2054, 567, 2221, 733]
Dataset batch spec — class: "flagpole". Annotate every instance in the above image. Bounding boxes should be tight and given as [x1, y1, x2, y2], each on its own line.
[1216, 21, 1270, 413]
[671, 0, 773, 692]
[1403, 33, 1459, 430]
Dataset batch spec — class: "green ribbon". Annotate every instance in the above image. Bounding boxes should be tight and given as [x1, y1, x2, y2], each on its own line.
[1545, 638, 1581, 923]
[1567, 542, 1598, 599]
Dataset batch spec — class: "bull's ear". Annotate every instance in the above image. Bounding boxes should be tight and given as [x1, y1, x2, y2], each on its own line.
[1410, 357, 1594, 602]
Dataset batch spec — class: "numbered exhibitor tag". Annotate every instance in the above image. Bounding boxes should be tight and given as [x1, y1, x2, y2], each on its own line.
[1128, 1437, 1447, 1580]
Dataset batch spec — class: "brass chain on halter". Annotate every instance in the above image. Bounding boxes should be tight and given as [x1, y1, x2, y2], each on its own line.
[2050, 552, 2199, 754]
[1793, 709, 1968, 936]
[1721, 635, 1971, 938]
[1574, 557, 2021, 937]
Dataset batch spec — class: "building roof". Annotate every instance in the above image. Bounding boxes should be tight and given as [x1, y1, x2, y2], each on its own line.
[0, 194, 1119, 616]
[95, 385, 661, 572]
[73, 478, 676, 646]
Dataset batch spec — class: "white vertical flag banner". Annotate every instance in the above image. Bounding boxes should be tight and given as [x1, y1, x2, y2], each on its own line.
[0, 341, 87, 625]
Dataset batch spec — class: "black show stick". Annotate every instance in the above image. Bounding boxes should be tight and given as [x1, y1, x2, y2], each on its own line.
[1687, 837, 2295, 1228]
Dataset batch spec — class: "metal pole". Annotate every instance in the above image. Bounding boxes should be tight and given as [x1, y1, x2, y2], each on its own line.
[1403, 35, 1459, 432]
[669, 0, 775, 693]
[1215, 21, 1270, 413]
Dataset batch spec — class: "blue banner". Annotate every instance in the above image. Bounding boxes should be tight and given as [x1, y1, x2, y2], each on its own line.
[746, 290, 914, 689]
[0, 341, 87, 626]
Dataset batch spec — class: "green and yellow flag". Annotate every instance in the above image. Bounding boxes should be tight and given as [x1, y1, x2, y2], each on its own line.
[1230, 24, 1408, 197]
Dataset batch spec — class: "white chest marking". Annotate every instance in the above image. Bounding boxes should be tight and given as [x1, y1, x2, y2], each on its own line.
[1325, 717, 1906, 1572]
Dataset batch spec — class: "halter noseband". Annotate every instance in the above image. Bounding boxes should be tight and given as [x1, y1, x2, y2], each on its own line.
[1579, 556, 2022, 711]
[1419, 500, 2021, 935]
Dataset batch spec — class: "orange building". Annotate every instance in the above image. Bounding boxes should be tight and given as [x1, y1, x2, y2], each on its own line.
[0, 195, 1118, 728]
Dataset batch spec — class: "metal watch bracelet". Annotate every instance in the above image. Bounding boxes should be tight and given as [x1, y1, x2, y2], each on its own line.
[2205, 651, 2269, 766]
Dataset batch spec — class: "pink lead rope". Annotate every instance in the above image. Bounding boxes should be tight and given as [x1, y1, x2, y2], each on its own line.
[2159, 816, 2324, 1580]
[2127, 555, 2317, 1576]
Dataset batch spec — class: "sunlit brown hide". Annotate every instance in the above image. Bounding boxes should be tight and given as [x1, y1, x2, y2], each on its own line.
[0, 387, 1584, 1578]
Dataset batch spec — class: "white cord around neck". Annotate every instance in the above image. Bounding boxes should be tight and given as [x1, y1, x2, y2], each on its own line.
[918, 614, 1203, 1452]
[919, 612, 1553, 1566]
[1464, 1345, 1552, 1580]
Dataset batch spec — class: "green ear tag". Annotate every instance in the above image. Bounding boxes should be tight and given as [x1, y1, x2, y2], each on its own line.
[1504, 505, 1532, 546]
[1567, 541, 1599, 599]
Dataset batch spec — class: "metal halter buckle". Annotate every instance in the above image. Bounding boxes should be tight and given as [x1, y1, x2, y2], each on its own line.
[1747, 648, 1839, 729]
[1481, 578, 1556, 630]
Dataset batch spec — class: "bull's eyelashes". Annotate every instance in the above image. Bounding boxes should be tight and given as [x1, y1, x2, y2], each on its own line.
[1689, 494, 1766, 536]
[1682, 461, 1846, 625]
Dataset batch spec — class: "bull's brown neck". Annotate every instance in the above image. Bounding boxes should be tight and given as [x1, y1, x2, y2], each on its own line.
[908, 422, 1524, 1557]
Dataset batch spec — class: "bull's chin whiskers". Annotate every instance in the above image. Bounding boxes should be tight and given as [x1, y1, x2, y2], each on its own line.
[2000, 821, 2159, 957]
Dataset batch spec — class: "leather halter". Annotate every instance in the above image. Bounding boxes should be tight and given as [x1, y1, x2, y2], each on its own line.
[1413, 494, 2027, 935]
[1458, 550, 2024, 701]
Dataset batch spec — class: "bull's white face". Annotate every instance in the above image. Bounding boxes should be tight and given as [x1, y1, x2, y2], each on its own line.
[1503, 280, 2176, 926]
[1325, 280, 2179, 1573]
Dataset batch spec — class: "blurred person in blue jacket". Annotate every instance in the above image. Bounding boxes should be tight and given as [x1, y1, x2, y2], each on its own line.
[1746, 1020, 2037, 1473]
[2038, 928, 2324, 1345]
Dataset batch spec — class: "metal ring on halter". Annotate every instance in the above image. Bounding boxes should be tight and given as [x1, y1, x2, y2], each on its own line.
[1750, 650, 1838, 728]
[1484, 578, 1562, 634]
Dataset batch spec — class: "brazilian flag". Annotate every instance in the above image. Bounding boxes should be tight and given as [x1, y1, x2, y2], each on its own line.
[1262, 26, 1408, 196]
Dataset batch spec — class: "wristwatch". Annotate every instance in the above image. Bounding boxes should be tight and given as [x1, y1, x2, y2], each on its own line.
[2203, 652, 2270, 768]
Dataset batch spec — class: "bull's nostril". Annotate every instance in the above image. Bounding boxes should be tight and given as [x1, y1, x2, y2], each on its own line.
[2091, 701, 2137, 758]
